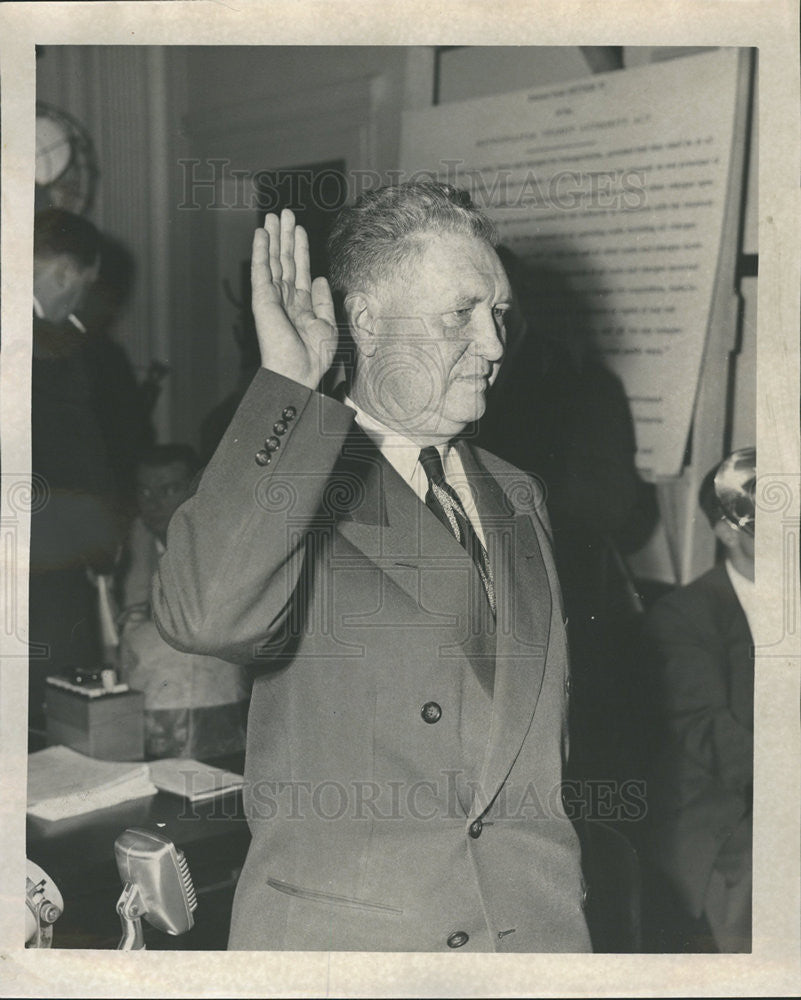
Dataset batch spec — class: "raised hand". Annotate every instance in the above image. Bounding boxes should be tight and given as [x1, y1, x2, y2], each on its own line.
[251, 208, 338, 389]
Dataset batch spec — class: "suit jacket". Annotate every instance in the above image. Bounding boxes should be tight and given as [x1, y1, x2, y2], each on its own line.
[30, 315, 121, 573]
[643, 563, 753, 921]
[153, 369, 591, 952]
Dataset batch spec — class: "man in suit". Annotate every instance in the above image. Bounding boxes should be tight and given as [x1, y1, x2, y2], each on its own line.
[643, 448, 755, 952]
[153, 182, 592, 952]
[29, 209, 120, 733]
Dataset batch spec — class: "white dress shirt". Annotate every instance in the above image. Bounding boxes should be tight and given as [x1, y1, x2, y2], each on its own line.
[344, 396, 488, 547]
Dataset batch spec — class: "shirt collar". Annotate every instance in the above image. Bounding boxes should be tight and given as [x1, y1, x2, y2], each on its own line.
[344, 395, 450, 486]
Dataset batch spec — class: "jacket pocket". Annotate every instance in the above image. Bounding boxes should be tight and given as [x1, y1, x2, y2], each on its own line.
[267, 877, 403, 914]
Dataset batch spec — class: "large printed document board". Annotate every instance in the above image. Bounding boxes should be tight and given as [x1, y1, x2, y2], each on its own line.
[400, 49, 743, 483]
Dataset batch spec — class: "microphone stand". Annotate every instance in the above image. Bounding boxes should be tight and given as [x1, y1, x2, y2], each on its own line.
[116, 882, 146, 951]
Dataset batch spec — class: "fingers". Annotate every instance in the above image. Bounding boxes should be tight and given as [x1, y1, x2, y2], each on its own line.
[254, 212, 333, 336]
[251, 228, 273, 295]
[263, 213, 282, 283]
[279, 209, 296, 288]
[294, 224, 312, 294]
[311, 276, 336, 328]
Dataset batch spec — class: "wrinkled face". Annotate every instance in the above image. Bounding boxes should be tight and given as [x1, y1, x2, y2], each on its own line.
[136, 461, 193, 541]
[355, 232, 511, 443]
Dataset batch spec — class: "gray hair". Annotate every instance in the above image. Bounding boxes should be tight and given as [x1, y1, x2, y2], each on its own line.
[327, 181, 498, 296]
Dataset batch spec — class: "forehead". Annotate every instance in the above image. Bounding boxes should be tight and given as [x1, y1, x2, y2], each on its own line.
[137, 461, 190, 486]
[387, 232, 510, 307]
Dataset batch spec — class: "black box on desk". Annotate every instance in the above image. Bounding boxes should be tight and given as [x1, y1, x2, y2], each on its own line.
[44, 681, 145, 760]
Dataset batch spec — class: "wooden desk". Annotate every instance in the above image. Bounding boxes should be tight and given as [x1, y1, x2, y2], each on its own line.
[27, 780, 251, 950]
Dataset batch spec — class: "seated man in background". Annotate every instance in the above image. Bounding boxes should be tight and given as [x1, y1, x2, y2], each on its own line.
[642, 448, 755, 952]
[118, 444, 250, 760]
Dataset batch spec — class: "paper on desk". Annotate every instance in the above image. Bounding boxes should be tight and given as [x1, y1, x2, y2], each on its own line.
[27, 745, 157, 821]
[148, 757, 245, 802]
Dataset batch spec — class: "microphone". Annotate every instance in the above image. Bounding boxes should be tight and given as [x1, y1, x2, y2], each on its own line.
[114, 828, 197, 950]
[25, 860, 63, 948]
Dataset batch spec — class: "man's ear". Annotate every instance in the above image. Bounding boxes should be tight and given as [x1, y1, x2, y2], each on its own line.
[344, 292, 379, 358]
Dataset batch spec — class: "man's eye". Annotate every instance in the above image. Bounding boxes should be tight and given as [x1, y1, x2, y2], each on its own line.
[446, 307, 473, 324]
[493, 306, 509, 319]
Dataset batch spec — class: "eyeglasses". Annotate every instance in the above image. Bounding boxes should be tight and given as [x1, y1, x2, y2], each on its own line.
[719, 513, 755, 537]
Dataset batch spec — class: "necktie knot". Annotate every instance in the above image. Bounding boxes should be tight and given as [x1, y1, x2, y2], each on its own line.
[418, 445, 446, 487]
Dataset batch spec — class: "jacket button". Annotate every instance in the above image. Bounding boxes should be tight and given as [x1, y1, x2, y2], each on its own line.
[468, 819, 483, 839]
[273, 420, 288, 435]
[255, 450, 271, 466]
[421, 702, 442, 724]
[282, 406, 297, 421]
[265, 436, 281, 452]
[447, 930, 469, 948]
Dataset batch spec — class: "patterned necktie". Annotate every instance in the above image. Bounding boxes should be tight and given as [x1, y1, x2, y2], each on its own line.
[418, 445, 496, 617]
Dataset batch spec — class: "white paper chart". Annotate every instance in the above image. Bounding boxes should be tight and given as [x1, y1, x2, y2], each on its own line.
[401, 49, 741, 479]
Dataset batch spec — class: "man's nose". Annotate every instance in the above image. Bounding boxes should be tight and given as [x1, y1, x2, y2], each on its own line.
[471, 307, 505, 362]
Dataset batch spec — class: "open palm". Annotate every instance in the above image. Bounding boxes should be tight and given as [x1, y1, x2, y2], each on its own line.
[251, 208, 338, 389]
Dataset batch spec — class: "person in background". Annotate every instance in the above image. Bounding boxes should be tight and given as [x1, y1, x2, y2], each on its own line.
[642, 448, 755, 952]
[29, 208, 122, 735]
[75, 233, 156, 515]
[117, 444, 250, 761]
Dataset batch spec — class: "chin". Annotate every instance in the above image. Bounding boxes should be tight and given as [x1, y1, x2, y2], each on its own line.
[460, 390, 488, 418]
[443, 403, 486, 436]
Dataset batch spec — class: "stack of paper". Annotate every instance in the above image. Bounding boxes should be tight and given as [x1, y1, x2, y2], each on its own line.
[27, 746, 157, 822]
[148, 758, 245, 803]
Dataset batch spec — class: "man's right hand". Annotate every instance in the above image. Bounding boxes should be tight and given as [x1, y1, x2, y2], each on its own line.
[251, 208, 338, 389]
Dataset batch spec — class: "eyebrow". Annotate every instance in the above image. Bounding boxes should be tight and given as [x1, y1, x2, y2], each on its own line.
[445, 295, 482, 311]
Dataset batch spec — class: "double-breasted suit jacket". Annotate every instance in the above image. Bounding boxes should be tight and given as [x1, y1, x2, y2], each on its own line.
[153, 369, 592, 952]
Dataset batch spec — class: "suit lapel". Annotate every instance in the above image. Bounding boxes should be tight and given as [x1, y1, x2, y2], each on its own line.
[457, 444, 554, 819]
[333, 427, 468, 619]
